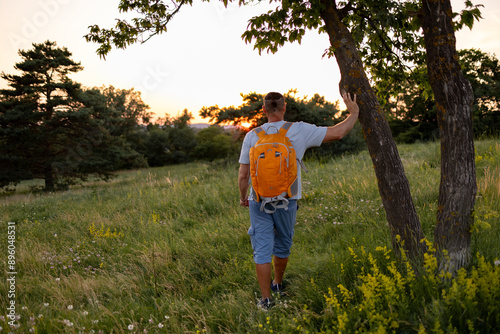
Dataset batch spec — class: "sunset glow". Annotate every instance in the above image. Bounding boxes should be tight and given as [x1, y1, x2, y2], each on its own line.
[238, 121, 252, 129]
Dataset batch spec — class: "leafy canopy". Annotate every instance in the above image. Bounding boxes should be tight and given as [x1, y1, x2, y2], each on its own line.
[382, 48, 500, 143]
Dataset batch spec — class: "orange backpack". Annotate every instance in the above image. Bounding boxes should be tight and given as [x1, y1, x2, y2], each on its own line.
[249, 122, 299, 213]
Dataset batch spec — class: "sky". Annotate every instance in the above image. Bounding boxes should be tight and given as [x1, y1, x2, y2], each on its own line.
[1, 0, 499, 124]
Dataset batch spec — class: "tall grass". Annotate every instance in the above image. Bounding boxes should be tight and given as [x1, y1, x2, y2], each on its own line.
[0, 140, 499, 333]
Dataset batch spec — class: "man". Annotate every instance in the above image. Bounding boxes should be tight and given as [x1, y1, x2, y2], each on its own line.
[238, 91, 359, 309]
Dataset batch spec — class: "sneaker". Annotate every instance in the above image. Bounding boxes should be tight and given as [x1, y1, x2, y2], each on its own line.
[271, 281, 284, 296]
[257, 298, 273, 311]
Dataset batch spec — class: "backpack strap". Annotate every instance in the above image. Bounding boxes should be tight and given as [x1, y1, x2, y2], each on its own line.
[279, 122, 293, 135]
[276, 122, 309, 173]
[253, 126, 265, 139]
[259, 194, 289, 214]
[254, 122, 293, 138]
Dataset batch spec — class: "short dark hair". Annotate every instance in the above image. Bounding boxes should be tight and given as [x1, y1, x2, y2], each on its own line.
[264, 92, 285, 113]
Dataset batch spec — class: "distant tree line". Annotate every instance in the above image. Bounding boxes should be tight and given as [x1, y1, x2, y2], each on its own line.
[1, 41, 498, 191]
[0, 41, 240, 191]
[200, 89, 366, 158]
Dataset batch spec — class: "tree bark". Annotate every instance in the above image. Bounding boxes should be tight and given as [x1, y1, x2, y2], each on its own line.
[44, 163, 55, 192]
[421, 0, 477, 271]
[319, 0, 427, 259]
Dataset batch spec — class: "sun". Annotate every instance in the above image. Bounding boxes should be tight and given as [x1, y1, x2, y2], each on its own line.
[238, 121, 252, 130]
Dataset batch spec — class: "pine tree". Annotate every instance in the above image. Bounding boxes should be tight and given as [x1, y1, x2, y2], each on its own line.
[0, 41, 146, 191]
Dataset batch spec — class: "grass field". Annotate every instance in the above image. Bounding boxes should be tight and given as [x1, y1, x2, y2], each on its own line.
[0, 139, 499, 333]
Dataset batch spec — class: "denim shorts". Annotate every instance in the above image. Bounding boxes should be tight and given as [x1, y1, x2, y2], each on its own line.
[248, 199, 298, 264]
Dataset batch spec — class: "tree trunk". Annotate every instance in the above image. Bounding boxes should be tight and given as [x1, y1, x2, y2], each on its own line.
[319, 0, 427, 260]
[44, 164, 55, 192]
[421, 0, 477, 271]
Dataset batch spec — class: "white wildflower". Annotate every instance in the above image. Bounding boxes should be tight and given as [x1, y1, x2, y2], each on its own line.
[63, 319, 73, 327]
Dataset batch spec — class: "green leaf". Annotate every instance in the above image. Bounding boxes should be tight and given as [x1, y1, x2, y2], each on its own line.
[461, 10, 474, 29]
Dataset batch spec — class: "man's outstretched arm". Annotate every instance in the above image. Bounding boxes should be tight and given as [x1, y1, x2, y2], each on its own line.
[323, 92, 360, 143]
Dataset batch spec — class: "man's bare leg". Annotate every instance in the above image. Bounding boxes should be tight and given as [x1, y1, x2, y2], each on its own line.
[273, 255, 288, 285]
[256, 263, 272, 299]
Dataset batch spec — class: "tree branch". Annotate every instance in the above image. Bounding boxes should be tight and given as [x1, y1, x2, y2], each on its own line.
[338, 0, 355, 20]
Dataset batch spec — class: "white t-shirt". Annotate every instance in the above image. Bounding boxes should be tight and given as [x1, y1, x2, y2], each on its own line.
[239, 121, 327, 200]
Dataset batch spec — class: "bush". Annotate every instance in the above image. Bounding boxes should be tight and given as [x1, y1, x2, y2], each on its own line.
[258, 240, 500, 333]
[305, 123, 366, 160]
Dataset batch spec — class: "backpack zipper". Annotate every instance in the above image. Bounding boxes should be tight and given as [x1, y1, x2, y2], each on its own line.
[255, 152, 265, 176]
[275, 151, 282, 173]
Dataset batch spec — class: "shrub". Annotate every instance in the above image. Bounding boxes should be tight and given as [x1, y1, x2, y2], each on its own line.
[259, 241, 500, 333]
